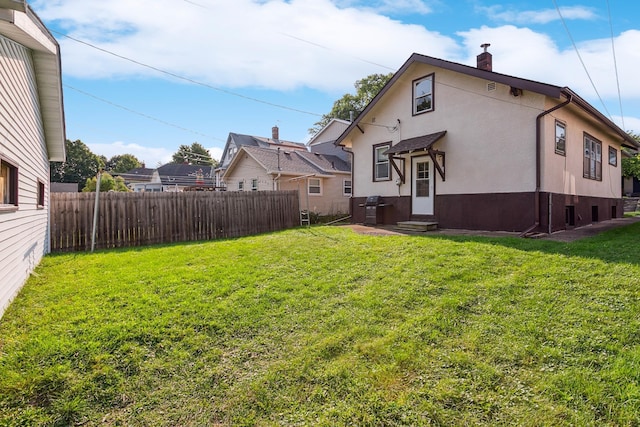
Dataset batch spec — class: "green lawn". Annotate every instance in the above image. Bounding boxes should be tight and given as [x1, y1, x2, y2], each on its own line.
[1, 224, 640, 426]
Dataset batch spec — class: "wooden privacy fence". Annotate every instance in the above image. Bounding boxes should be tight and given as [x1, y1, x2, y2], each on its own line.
[50, 190, 300, 252]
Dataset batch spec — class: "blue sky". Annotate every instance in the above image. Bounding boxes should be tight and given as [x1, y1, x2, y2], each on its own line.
[30, 0, 640, 167]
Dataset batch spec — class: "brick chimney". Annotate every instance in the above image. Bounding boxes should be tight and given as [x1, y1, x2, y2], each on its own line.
[477, 43, 492, 71]
[272, 126, 279, 141]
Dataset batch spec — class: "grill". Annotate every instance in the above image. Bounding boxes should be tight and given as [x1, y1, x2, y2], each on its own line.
[364, 195, 384, 225]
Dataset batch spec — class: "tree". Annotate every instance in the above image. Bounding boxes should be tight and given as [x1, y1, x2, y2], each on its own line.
[82, 172, 129, 192]
[309, 73, 393, 135]
[50, 139, 104, 190]
[172, 142, 218, 167]
[106, 154, 141, 173]
[622, 133, 640, 179]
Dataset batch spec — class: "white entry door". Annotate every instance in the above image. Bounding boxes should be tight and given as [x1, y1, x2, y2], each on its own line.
[412, 156, 434, 215]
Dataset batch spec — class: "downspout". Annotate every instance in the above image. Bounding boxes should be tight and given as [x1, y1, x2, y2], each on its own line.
[526, 94, 572, 236]
[341, 146, 355, 220]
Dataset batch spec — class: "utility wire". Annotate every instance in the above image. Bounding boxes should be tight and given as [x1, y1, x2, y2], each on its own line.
[64, 84, 226, 142]
[606, 0, 625, 130]
[551, 0, 612, 119]
[51, 30, 322, 118]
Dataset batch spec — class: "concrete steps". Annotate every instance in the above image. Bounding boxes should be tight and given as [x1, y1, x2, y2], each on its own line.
[396, 221, 438, 232]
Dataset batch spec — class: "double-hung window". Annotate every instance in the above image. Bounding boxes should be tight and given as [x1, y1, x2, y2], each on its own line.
[373, 143, 391, 181]
[555, 121, 566, 155]
[308, 178, 321, 195]
[238, 180, 244, 191]
[583, 134, 602, 181]
[0, 158, 18, 210]
[413, 74, 434, 115]
[251, 178, 258, 191]
[343, 179, 352, 196]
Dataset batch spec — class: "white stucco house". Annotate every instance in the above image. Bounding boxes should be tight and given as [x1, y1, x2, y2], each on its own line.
[335, 48, 639, 233]
[0, 2, 66, 316]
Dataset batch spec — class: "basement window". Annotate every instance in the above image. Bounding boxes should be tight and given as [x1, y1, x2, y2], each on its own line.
[0, 158, 18, 211]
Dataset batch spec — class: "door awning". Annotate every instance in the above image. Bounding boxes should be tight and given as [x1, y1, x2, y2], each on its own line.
[384, 130, 447, 155]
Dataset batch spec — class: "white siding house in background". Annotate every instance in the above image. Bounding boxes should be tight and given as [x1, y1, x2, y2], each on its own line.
[0, 3, 66, 316]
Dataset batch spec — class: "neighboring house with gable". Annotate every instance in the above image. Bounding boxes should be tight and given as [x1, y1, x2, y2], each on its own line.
[307, 118, 351, 162]
[222, 146, 351, 215]
[335, 47, 639, 233]
[215, 126, 307, 188]
[118, 163, 216, 192]
[0, 3, 66, 315]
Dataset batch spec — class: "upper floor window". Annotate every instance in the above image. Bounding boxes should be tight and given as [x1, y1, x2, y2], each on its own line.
[373, 142, 391, 181]
[583, 134, 602, 181]
[343, 179, 352, 197]
[413, 74, 434, 115]
[251, 178, 259, 191]
[238, 180, 244, 191]
[608, 146, 617, 166]
[555, 121, 566, 155]
[308, 178, 321, 195]
[0, 158, 18, 209]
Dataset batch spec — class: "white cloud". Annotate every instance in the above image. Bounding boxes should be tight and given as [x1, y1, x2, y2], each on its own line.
[87, 141, 173, 168]
[479, 5, 597, 25]
[32, 0, 458, 92]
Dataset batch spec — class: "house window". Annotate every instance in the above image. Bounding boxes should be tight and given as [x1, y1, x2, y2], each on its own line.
[308, 178, 321, 195]
[555, 121, 566, 155]
[37, 180, 45, 207]
[238, 180, 244, 191]
[608, 146, 617, 166]
[0, 158, 18, 209]
[343, 179, 352, 196]
[373, 142, 391, 181]
[583, 134, 602, 181]
[251, 178, 258, 191]
[413, 74, 434, 115]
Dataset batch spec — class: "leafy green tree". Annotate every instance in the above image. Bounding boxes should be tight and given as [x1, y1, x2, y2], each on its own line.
[106, 154, 141, 173]
[82, 172, 129, 192]
[622, 133, 640, 179]
[172, 142, 218, 166]
[50, 139, 104, 190]
[309, 73, 393, 135]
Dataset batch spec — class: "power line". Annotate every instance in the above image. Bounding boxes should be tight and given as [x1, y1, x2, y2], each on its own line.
[606, 0, 625, 130]
[552, 0, 612, 119]
[64, 84, 226, 142]
[51, 30, 323, 118]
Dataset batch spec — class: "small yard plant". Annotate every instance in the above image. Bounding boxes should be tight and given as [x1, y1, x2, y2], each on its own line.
[1, 224, 640, 426]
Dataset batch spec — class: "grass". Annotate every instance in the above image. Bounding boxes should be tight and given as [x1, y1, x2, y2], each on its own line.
[1, 224, 640, 426]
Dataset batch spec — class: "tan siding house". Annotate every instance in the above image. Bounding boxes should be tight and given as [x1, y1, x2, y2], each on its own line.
[336, 50, 638, 233]
[0, 4, 65, 316]
[222, 146, 351, 216]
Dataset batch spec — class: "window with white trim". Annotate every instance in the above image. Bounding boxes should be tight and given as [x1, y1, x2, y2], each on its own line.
[555, 120, 566, 155]
[37, 180, 45, 207]
[238, 180, 244, 191]
[343, 179, 352, 196]
[583, 134, 602, 181]
[251, 178, 258, 191]
[373, 142, 391, 181]
[413, 74, 434, 114]
[308, 178, 321, 195]
[0, 158, 18, 209]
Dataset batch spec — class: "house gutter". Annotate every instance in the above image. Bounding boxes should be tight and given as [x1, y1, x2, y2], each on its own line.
[524, 94, 572, 236]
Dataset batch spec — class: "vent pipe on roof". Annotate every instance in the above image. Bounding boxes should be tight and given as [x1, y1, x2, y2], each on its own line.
[477, 43, 492, 71]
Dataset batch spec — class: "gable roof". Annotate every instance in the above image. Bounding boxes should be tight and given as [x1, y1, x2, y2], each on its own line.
[157, 163, 214, 186]
[223, 146, 349, 179]
[307, 118, 350, 146]
[219, 132, 308, 169]
[335, 53, 638, 149]
[0, 4, 66, 161]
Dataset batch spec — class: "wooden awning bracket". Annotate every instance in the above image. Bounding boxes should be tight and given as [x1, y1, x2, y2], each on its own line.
[390, 156, 405, 183]
[428, 149, 445, 181]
